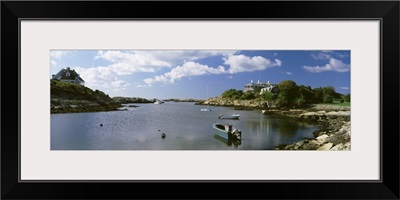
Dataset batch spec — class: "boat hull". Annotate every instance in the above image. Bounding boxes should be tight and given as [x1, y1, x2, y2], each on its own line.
[218, 114, 240, 120]
[212, 123, 241, 141]
[219, 116, 240, 120]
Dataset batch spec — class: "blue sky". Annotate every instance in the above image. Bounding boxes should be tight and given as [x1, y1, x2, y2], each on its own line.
[50, 50, 350, 99]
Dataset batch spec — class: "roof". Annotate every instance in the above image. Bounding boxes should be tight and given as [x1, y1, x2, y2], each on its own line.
[52, 68, 84, 82]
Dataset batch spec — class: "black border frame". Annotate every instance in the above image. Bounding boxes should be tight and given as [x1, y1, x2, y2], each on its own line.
[2, 1, 399, 199]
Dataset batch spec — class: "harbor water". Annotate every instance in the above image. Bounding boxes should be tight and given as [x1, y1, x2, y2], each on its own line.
[51, 102, 318, 150]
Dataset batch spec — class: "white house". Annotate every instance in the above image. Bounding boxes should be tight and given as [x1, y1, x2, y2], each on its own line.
[244, 80, 279, 95]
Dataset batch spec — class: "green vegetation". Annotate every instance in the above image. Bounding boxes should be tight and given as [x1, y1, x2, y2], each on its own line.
[113, 96, 153, 103]
[51, 80, 121, 113]
[221, 89, 243, 99]
[219, 79, 348, 108]
[343, 93, 350, 102]
[51, 80, 114, 104]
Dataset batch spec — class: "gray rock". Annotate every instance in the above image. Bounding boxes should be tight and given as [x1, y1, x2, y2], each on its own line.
[317, 143, 333, 150]
[330, 143, 344, 151]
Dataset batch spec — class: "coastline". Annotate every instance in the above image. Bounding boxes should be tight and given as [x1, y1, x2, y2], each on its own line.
[50, 98, 124, 114]
[200, 98, 351, 150]
[266, 107, 351, 150]
[51, 98, 351, 150]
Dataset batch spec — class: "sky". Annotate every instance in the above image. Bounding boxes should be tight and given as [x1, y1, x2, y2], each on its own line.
[50, 50, 350, 99]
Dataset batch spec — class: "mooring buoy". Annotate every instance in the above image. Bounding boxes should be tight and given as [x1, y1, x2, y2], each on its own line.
[161, 133, 166, 139]
[100, 124, 103, 127]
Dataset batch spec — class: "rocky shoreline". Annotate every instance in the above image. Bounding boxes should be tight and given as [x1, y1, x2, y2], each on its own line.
[51, 98, 123, 114]
[201, 97, 351, 150]
[271, 108, 351, 150]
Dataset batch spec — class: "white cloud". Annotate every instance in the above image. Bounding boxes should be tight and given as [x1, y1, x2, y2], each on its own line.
[143, 54, 281, 86]
[75, 66, 130, 92]
[76, 51, 280, 91]
[50, 51, 71, 60]
[223, 55, 282, 73]
[144, 61, 226, 85]
[338, 52, 350, 58]
[285, 72, 293, 75]
[51, 60, 57, 67]
[111, 80, 130, 88]
[273, 52, 278, 56]
[311, 52, 332, 60]
[76, 50, 236, 91]
[95, 50, 236, 70]
[303, 58, 350, 73]
[341, 87, 350, 90]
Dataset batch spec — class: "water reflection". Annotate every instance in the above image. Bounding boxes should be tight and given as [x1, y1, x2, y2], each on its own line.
[51, 102, 317, 150]
[213, 135, 242, 148]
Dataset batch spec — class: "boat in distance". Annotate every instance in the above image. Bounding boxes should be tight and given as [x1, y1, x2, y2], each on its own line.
[154, 99, 165, 104]
[212, 123, 242, 141]
[218, 114, 240, 120]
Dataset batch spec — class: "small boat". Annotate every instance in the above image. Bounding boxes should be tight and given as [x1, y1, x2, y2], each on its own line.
[212, 123, 242, 141]
[201, 86, 212, 111]
[218, 114, 240, 120]
[154, 99, 164, 104]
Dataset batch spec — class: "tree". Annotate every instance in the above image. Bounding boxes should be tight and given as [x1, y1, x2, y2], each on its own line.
[260, 91, 274, 101]
[343, 93, 351, 102]
[294, 96, 306, 107]
[221, 89, 243, 99]
[277, 80, 299, 107]
[298, 85, 317, 104]
[240, 92, 254, 100]
[314, 86, 341, 103]
[323, 94, 333, 103]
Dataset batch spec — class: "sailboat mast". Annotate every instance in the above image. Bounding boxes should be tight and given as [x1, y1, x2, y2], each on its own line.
[206, 85, 209, 109]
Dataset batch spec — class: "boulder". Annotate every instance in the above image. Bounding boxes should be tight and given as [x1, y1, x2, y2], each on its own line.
[330, 143, 344, 151]
[316, 134, 329, 143]
[317, 143, 333, 150]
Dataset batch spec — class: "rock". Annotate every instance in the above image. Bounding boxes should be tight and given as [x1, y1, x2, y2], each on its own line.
[327, 134, 346, 145]
[294, 140, 304, 149]
[330, 143, 344, 150]
[316, 134, 329, 143]
[317, 142, 333, 150]
[343, 142, 351, 150]
[301, 140, 320, 150]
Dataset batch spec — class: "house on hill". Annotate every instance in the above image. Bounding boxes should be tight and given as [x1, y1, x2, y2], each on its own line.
[51, 67, 85, 86]
[244, 80, 279, 95]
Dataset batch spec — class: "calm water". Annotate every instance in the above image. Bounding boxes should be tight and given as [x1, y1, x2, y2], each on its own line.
[51, 102, 318, 150]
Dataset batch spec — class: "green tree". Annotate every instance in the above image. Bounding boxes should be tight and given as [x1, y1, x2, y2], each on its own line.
[298, 85, 317, 104]
[323, 94, 333, 103]
[240, 92, 254, 100]
[314, 86, 341, 103]
[260, 91, 274, 101]
[221, 89, 243, 99]
[343, 93, 351, 102]
[277, 80, 299, 107]
[294, 96, 306, 107]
